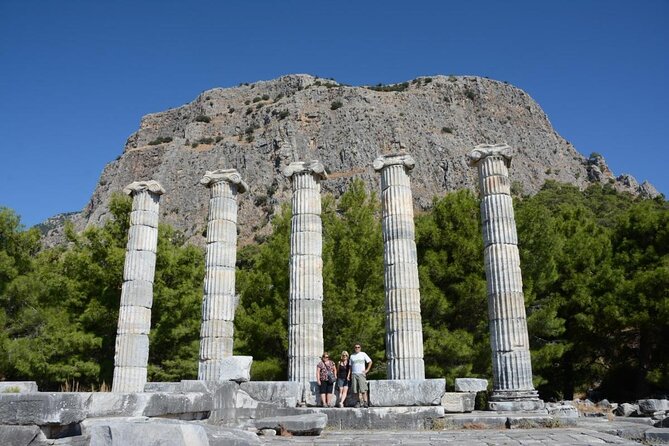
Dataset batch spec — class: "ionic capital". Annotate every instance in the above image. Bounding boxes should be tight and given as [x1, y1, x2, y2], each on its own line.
[123, 180, 165, 196]
[283, 160, 328, 180]
[467, 143, 513, 168]
[200, 169, 248, 193]
[373, 153, 415, 172]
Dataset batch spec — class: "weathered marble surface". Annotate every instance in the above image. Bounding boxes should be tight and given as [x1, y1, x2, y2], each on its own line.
[368, 379, 444, 406]
[441, 392, 476, 413]
[198, 169, 247, 380]
[255, 413, 328, 435]
[373, 154, 425, 380]
[284, 161, 327, 384]
[468, 145, 543, 411]
[112, 181, 164, 393]
[454, 378, 488, 393]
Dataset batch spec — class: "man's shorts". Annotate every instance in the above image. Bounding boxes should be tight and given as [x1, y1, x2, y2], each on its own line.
[351, 373, 368, 393]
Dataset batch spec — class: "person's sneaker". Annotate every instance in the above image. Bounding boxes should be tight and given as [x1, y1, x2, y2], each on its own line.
[362, 402, 369, 408]
[337, 402, 343, 408]
[354, 402, 361, 408]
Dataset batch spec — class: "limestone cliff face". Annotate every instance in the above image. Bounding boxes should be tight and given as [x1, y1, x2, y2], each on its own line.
[48, 74, 658, 245]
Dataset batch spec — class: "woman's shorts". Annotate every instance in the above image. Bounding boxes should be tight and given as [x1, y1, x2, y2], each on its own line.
[319, 381, 334, 394]
[337, 378, 349, 389]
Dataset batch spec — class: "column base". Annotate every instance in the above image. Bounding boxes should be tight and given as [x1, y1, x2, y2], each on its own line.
[487, 390, 545, 411]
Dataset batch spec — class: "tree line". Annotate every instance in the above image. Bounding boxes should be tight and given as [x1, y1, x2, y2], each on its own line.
[0, 180, 667, 401]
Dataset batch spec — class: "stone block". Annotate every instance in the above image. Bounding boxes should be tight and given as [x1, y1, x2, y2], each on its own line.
[0, 424, 42, 445]
[441, 413, 507, 429]
[239, 381, 301, 403]
[180, 380, 235, 393]
[200, 424, 261, 445]
[299, 382, 320, 407]
[639, 399, 669, 414]
[233, 389, 258, 410]
[0, 382, 38, 394]
[219, 356, 253, 382]
[508, 415, 575, 428]
[144, 382, 184, 393]
[645, 428, 669, 444]
[255, 413, 327, 435]
[454, 378, 488, 393]
[142, 392, 212, 419]
[488, 399, 546, 411]
[441, 392, 475, 413]
[86, 392, 150, 418]
[546, 403, 579, 418]
[82, 417, 210, 446]
[614, 402, 640, 417]
[368, 379, 445, 406]
[0, 392, 88, 425]
[315, 406, 444, 430]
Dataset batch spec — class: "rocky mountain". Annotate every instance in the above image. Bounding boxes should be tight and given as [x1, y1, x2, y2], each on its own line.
[45, 74, 659, 246]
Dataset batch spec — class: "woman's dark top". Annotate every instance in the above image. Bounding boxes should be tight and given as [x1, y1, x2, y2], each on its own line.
[338, 361, 350, 380]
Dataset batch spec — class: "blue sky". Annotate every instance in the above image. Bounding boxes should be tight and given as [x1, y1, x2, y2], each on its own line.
[1, 0, 667, 227]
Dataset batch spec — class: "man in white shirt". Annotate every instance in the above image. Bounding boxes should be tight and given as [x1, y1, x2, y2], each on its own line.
[349, 343, 373, 408]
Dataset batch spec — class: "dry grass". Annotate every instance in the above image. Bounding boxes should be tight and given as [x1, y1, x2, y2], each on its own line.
[462, 422, 487, 430]
[574, 401, 613, 419]
[59, 380, 110, 392]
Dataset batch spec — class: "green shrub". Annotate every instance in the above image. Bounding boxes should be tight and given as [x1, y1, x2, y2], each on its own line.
[464, 89, 476, 100]
[330, 100, 343, 110]
[245, 100, 251, 105]
[274, 93, 284, 102]
[215, 136, 224, 143]
[367, 82, 409, 92]
[261, 94, 270, 101]
[195, 115, 211, 123]
[441, 127, 454, 134]
[252, 96, 262, 103]
[246, 107, 253, 115]
[148, 136, 173, 145]
[198, 137, 214, 145]
[278, 110, 290, 120]
[244, 123, 260, 135]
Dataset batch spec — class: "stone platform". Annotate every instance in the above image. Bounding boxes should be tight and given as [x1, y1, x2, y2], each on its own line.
[256, 428, 643, 445]
[1, 381, 666, 445]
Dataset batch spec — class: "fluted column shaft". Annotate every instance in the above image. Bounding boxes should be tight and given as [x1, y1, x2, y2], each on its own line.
[468, 144, 542, 409]
[112, 180, 165, 393]
[198, 169, 248, 380]
[284, 161, 327, 382]
[373, 154, 425, 380]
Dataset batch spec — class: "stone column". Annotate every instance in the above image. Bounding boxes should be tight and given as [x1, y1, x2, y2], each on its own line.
[373, 154, 425, 380]
[283, 161, 327, 382]
[467, 144, 544, 411]
[112, 180, 165, 393]
[198, 169, 248, 380]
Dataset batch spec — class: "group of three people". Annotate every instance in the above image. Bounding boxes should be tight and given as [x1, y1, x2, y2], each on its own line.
[316, 343, 372, 407]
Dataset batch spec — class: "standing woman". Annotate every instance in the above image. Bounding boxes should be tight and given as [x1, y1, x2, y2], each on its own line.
[316, 352, 337, 407]
[337, 351, 351, 407]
